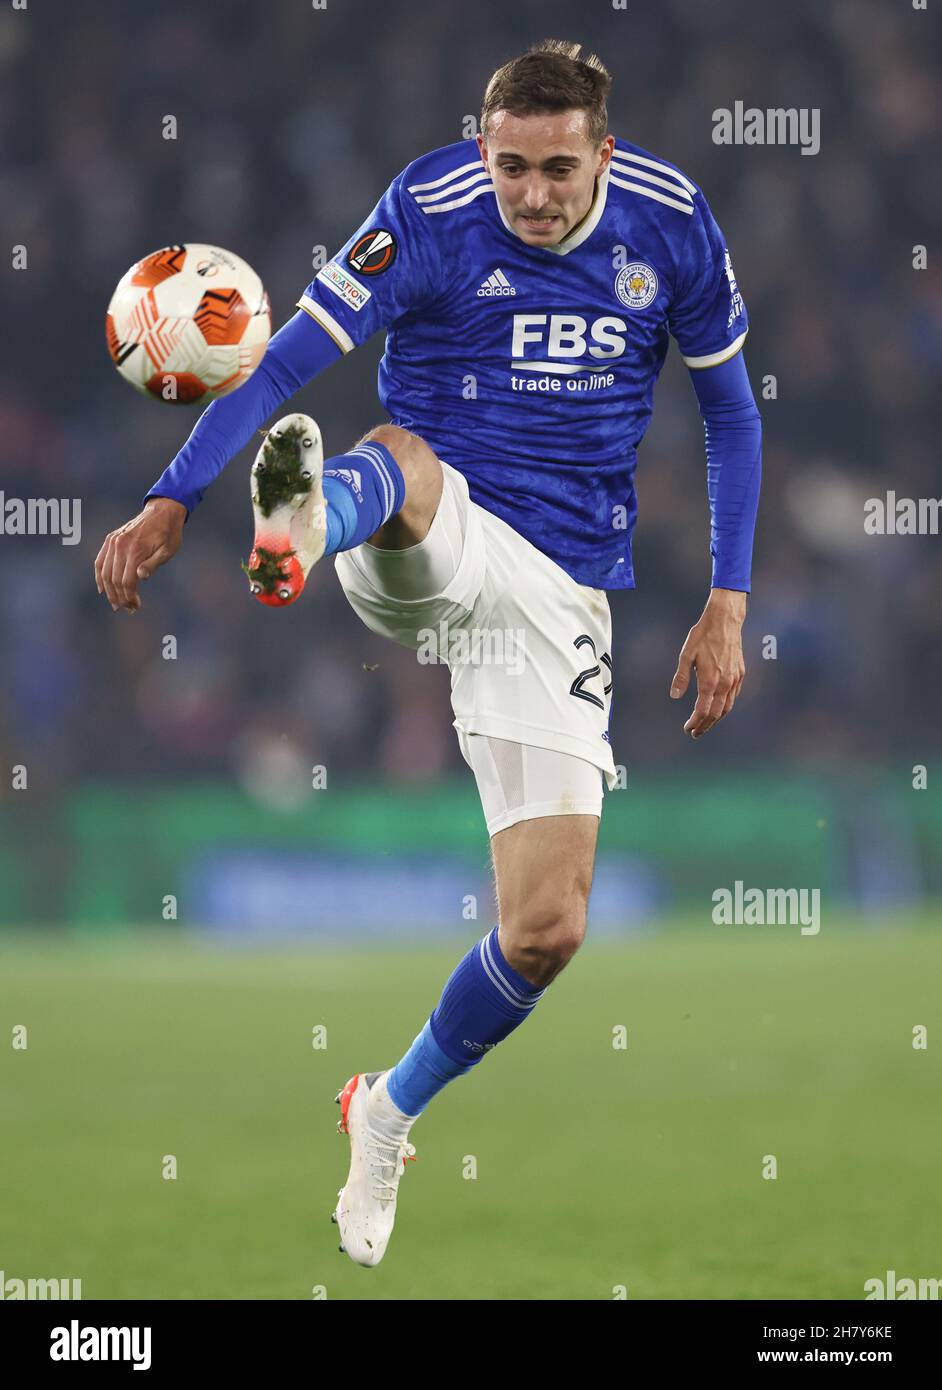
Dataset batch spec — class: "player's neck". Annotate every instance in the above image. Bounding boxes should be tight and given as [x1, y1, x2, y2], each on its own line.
[558, 176, 600, 248]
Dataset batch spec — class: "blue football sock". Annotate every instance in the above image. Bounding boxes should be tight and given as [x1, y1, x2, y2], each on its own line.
[322, 440, 405, 556]
[386, 926, 545, 1116]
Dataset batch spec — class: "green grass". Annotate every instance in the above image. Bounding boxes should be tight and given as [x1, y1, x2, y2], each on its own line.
[1, 920, 940, 1300]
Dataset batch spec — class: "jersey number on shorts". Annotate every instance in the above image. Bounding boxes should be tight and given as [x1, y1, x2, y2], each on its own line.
[569, 634, 613, 710]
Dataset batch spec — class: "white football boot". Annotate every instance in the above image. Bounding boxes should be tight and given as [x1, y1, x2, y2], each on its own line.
[244, 412, 326, 607]
[331, 1071, 418, 1267]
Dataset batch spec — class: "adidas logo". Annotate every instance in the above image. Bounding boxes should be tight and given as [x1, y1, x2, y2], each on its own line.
[477, 268, 516, 297]
[326, 466, 362, 500]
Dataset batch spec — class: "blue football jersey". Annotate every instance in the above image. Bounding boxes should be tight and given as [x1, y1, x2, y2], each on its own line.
[297, 138, 748, 590]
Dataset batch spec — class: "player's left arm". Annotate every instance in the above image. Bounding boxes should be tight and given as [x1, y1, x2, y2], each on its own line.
[667, 191, 762, 739]
[670, 349, 761, 737]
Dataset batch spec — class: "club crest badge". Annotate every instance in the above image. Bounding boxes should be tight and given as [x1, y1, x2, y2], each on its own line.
[615, 262, 658, 310]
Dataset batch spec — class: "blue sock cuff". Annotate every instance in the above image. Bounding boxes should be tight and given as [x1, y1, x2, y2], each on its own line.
[427, 928, 545, 1068]
[482, 927, 545, 1001]
[386, 930, 547, 1112]
[322, 439, 406, 556]
[344, 440, 406, 517]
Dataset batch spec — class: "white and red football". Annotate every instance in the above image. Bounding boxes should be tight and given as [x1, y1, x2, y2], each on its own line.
[105, 243, 270, 405]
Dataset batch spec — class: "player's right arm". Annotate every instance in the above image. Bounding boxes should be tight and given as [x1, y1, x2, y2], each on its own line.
[95, 168, 442, 612]
[94, 313, 342, 610]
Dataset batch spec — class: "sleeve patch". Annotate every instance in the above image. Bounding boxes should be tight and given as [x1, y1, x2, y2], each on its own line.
[346, 228, 397, 276]
[316, 261, 372, 312]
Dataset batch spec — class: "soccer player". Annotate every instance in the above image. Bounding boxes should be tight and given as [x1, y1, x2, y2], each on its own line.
[95, 39, 762, 1266]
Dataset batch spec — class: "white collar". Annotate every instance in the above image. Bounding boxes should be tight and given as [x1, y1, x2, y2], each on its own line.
[494, 160, 611, 255]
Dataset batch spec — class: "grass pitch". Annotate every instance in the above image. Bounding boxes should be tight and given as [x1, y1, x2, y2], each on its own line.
[2, 919, 940, 1300]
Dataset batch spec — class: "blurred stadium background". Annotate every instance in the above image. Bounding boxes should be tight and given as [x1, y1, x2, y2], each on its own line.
[1, 0, 940, 1299]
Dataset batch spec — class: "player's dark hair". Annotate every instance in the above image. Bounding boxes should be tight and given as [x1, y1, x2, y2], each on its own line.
[480, 39, 612, 149]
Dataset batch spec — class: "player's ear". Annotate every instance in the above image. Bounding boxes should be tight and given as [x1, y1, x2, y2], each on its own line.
[597, 135, 615, 173]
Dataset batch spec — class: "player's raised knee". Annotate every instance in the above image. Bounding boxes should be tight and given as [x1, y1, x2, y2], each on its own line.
[361, 424, 439, 489]
[358, 423, 443, 544]
[502, 905, 588, 987]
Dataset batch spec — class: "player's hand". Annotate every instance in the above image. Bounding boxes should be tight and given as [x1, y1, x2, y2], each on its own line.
[670, 588, 747, 739]
[95, 497, 186, 613]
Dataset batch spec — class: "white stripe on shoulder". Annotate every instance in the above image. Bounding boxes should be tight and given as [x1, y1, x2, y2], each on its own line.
[297, 295, 354, 353]
[406, 160, 483, 193]
[613, 150, 697, 195]
[608, 173, 694, 215]
[412, 169, 491, 205]
[610, 157, 693, 203]
[419, 182, 494, 214]
[681, 330, 749, 370]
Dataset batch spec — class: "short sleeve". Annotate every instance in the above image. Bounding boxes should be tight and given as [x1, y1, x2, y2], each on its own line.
[669, 193, 748, 369]
[296, 173, 444, 355]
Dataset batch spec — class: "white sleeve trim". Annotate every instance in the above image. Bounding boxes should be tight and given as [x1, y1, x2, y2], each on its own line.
[297, 294, 355, 353]
[681, 329, 748, 370]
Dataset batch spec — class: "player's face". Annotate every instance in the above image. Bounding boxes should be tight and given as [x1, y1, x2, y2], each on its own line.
[477, 110, 614, 247]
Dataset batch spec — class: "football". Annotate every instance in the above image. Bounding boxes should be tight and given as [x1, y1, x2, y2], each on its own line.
[105, 243, 270, 405]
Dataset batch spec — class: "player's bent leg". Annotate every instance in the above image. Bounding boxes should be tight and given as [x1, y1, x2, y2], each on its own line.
[334, 455, 484, 642]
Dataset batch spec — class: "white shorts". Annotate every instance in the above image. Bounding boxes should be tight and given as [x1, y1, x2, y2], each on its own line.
[334, 461, 617, 834]
[456, 731, 606, 835]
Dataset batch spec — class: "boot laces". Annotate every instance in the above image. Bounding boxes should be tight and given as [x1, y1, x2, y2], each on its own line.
[364, 1128, 417, 1203]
